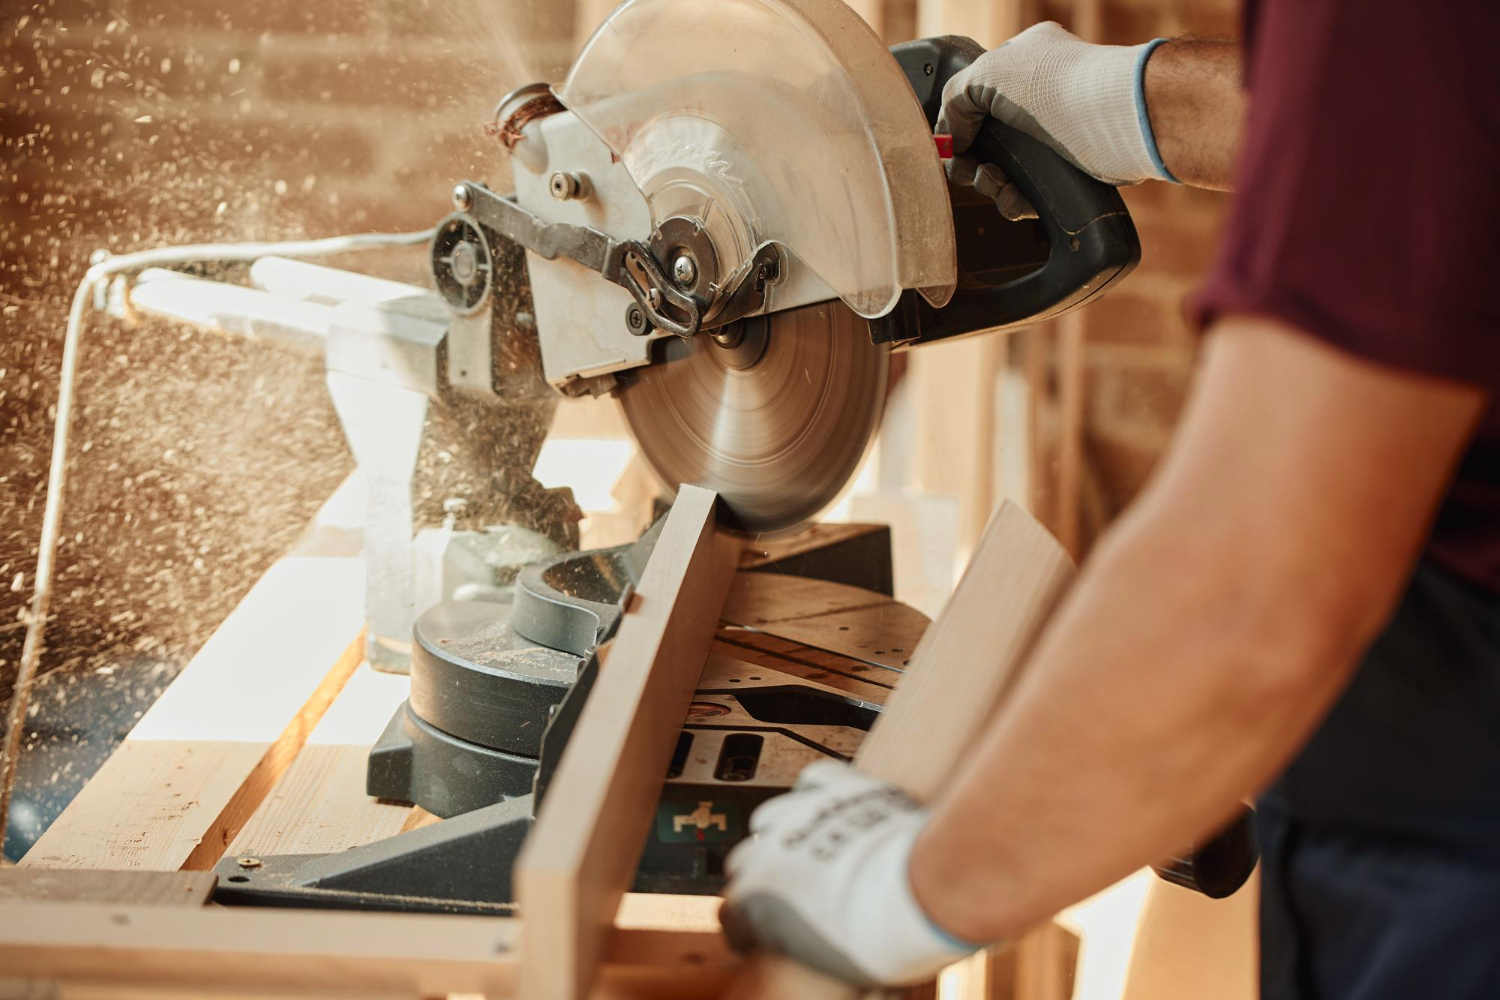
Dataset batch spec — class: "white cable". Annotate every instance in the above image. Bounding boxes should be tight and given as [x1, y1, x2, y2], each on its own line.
[0, 227, 436, 850]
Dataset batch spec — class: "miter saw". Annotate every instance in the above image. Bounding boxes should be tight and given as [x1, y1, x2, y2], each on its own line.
[433, 0, 1140, 534]
[101, 0, 1139, 676]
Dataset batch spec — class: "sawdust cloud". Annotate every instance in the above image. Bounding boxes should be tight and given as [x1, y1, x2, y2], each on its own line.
[0, 0, 567, 857]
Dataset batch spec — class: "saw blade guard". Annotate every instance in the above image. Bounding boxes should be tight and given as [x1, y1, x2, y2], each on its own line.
[560, 0, 957, 319]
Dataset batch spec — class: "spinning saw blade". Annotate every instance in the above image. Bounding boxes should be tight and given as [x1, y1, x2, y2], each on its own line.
[617, 303, 888, 534]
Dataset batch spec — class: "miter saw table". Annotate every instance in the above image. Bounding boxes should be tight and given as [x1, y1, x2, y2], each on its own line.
[208, 512, 911, 912]
[201, 500, 1251, 920]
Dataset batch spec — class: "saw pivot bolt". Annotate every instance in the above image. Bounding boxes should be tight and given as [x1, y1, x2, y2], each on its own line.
[671, 253, 698, 289]
[548, 171, 589, 201]
[451, 184, 472, 211]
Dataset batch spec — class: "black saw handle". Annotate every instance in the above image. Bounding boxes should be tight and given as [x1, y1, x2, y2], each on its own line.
[872, 36, 1141, 347]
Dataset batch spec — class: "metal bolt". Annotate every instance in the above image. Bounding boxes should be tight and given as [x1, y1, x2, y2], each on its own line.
[646, 287, 662, 309]
[671, 253, 698, 288]
[549, 171, 587, 200]
[236, 856, 262, 870]
[625, 304, 649, 336]
[452, 184, 471, 211]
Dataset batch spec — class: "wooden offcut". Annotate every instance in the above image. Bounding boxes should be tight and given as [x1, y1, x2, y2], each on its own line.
[514, 484, 742, 1000]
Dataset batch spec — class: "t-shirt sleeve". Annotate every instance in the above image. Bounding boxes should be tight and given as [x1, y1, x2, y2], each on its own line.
[1193, 0, 1500, 386]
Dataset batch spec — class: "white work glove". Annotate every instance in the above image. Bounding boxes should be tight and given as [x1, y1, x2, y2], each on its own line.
[937, 21, 1176, 217]
[719, 760, 981, 987]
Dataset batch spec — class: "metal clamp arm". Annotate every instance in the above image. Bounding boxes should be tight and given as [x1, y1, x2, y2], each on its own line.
[459, 181, 703, 337]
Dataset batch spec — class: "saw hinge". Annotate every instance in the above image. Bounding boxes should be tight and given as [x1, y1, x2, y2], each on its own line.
[456, 181, 783, 341]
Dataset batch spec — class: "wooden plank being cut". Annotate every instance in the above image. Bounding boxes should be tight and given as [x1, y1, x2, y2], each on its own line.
[722, 573, 930, 672]
[22, 476, 366, 871]
[515, 485, 741, 1000]
[727, 501, 1076, 999]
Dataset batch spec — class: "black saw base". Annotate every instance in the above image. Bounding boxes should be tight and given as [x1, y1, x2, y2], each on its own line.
[213, 514, 893, 911]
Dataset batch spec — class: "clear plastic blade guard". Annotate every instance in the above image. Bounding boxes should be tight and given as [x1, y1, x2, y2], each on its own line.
[560, 0, 957, 319]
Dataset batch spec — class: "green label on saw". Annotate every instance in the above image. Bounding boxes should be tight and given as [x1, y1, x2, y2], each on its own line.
[656, 799, 742, 843]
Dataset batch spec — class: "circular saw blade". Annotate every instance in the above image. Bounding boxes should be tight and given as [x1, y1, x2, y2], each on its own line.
[617, 302, 888, 534]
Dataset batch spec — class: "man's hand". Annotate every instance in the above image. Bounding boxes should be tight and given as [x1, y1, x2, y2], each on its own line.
[719, 760, 980, 987]
[937, 22, 1174, 190]
[938, 24, 1243, 198]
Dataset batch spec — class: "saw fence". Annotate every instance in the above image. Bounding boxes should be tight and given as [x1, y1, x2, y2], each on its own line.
[0, 480, 1087, 999]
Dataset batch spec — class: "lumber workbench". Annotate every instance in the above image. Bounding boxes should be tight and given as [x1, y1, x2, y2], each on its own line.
[0, 477, 1255, 1000]
[0, 479, 985, 998]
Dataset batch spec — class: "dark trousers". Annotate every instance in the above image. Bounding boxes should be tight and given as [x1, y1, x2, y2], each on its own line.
[1258, 561, 1500, 999]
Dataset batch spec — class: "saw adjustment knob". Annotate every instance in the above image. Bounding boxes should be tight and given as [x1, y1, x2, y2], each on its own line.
[430, 213, 495, 316]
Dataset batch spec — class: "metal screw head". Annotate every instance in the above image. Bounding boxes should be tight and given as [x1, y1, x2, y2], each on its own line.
[451, 184, 471, 210]
[549, 172, 582, 200]
[671, 253, 698, 288]
[236, 856, 263, 870]
[625, 304, 649, 336]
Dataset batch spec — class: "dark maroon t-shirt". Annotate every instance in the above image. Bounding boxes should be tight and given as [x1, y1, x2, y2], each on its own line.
[1194, 0, 1500, 594]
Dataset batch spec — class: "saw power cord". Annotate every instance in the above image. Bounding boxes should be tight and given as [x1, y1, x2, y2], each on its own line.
[0, 227, 436, 853]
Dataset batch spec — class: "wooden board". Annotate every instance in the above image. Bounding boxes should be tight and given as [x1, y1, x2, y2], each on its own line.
[515, 485, 742, 1000]
[0, 901, 736, 999]
[722, 573, 930, 672]
[0, 869, 215, 906]
[21, 476, 366, 871]
[226, 663, 413, 859]
[728, 501, 1076, 998]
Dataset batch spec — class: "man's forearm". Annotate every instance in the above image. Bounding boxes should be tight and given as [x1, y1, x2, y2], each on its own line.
[906, 317, 1482, 942]
[907, 503, 1361, 939]
[1145, 39, 1245, 190]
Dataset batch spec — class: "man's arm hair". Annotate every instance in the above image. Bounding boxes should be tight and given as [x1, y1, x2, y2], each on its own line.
[1146, 39, 1245, 190]
[907, 314, 1484, 940]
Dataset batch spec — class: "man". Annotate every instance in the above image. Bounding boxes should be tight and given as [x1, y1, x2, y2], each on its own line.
[721, 3, 1500, 997]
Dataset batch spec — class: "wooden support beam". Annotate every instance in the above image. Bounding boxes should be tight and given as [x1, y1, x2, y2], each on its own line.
[1120, 874, 1259, 1000]
[515, 485, 741, 1000]
[0, 901, 736, 999]
[727, 501, 1075, 998]
[1054, 313, 1086, 558]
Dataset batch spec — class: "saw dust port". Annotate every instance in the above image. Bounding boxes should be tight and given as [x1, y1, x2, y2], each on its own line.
[0, 0, 571, 859]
